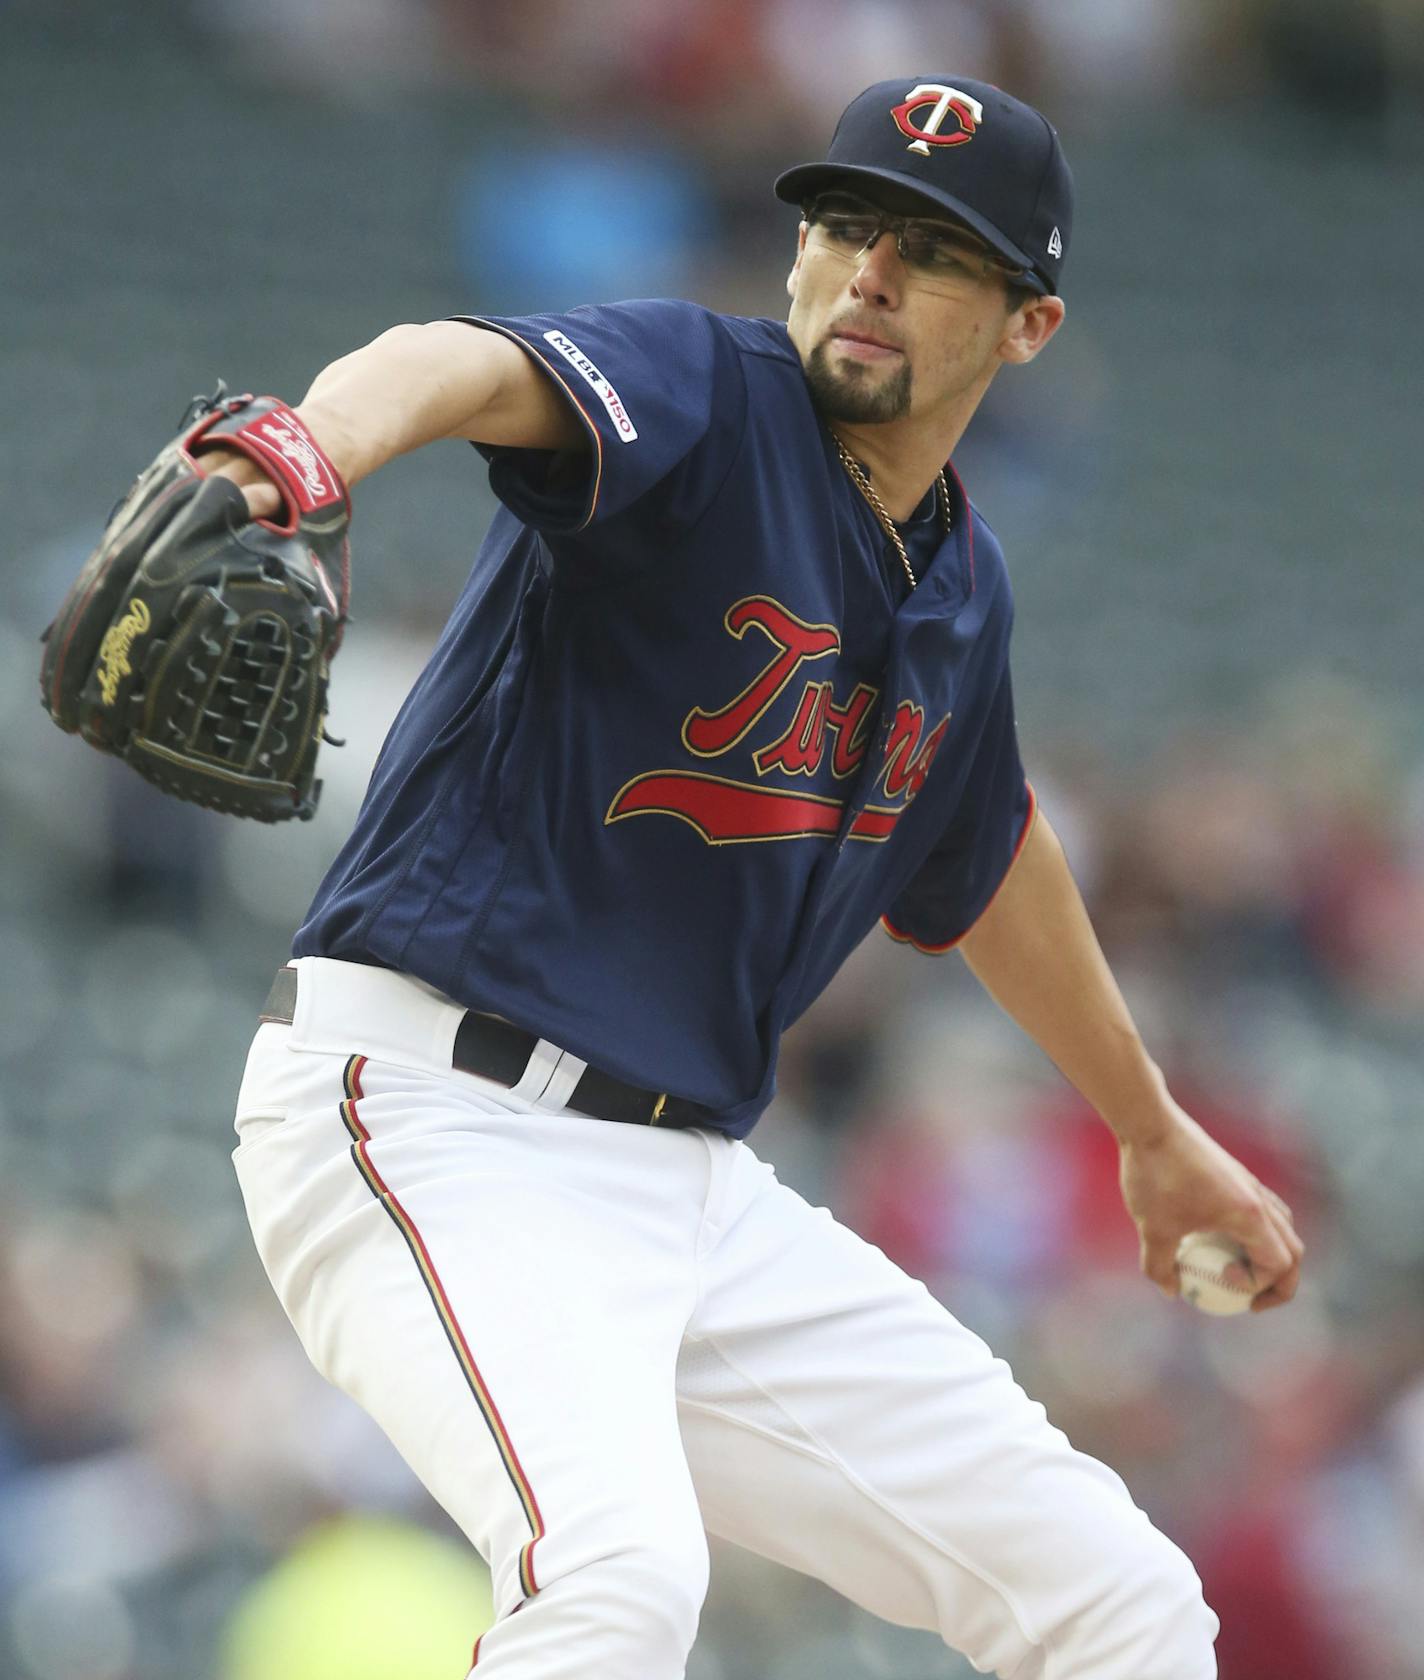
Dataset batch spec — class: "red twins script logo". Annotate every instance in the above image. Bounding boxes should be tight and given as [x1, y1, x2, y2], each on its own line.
[606, 596, 949, 845]
[890, 83, 984, 155]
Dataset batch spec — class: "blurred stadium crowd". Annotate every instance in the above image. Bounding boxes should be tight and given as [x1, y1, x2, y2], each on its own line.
[3, 0, 1423, 1675]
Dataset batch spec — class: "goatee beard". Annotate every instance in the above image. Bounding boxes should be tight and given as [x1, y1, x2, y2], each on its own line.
[803, 340, 912, 424]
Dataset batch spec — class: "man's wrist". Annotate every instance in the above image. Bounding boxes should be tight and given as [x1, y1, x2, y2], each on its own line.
[293, 400, 361, 489]
[1096, 1061, 1177, 1148]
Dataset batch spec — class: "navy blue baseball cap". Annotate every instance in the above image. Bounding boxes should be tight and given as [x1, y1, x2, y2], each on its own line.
[775, 78, 1073, 295]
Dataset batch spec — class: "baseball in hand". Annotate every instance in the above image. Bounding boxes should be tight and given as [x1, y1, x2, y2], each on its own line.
[1174, 1232, 1256, 1316]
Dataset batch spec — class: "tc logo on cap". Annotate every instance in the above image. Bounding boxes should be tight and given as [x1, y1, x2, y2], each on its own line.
[890, 84, 984, 154]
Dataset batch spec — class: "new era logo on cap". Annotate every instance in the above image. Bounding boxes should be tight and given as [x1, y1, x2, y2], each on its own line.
[1048, 227, 1063, 259]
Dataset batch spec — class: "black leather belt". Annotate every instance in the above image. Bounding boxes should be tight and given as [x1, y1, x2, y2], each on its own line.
[259, 967, 714, 1130]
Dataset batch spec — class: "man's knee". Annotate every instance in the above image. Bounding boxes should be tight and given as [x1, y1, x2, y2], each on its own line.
[598, 1538, 711, 1651]
[543, 1532, 711, 1666]
[1054, 1525, 1218, 1680]
[469, 1531, 709, 1680]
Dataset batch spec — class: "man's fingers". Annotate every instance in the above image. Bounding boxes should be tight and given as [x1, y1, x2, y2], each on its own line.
[1260, 1200, 1304, 1300]
[1255, 1193, 1304, 1264]
[1237, 1199, 1304, 1308]
[1145, 1197, 1304, 1310]
[1142, 1237, 1180, 1298]
[196, 446, 285, 522]
[1250, 1277, 1297, 1311]
[1249, 1255, 1300, 1308]
[241, 481, 285, 521]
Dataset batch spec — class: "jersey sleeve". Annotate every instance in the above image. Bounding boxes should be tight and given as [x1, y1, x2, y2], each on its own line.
[452, 299, 747, 537]
[881, 668, 1037, 955]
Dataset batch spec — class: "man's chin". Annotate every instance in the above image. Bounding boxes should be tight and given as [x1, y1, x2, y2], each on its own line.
[803, 342, 912, 424]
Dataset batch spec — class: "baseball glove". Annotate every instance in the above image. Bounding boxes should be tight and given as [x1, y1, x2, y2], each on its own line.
[40, 385, 350, 821]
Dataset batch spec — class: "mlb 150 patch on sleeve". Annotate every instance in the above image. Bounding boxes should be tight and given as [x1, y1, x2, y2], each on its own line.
[542, 331, 639, 443]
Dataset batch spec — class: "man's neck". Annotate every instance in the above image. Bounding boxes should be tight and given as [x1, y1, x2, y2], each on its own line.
[828, 380, 988, 520]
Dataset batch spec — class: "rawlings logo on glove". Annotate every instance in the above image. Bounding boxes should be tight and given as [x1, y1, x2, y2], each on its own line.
[39, 385, 351, 822]
[246, 410, 346, 510]
[96, 598, 153, 706]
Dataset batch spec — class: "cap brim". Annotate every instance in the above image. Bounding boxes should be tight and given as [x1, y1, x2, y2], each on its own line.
[773, 162, 1050, 294]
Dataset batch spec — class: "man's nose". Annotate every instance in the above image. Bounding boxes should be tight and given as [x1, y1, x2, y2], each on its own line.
[850, 231, 904, 307]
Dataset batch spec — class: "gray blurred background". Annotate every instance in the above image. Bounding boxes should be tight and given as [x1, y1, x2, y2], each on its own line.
[3, 1, 1423, 1676]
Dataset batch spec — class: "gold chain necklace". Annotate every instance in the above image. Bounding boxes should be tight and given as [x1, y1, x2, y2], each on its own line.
[835, 439, 950, 590]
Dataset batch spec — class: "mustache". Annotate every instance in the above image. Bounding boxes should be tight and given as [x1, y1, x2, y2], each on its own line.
[823, 319, 905, 353]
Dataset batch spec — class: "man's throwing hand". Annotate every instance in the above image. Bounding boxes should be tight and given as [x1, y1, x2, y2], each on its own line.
[1118, 1103, 1304, 1312]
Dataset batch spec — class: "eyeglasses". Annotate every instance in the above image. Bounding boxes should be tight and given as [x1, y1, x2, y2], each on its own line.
[804, 192, 1033, 290]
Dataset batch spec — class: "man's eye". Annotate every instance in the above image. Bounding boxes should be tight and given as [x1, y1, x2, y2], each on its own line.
[820, 214, 879, 246]
[910, 237, 974, 272]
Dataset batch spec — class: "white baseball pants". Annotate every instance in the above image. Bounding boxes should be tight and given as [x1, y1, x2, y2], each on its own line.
[232, 957, 1218, 1680]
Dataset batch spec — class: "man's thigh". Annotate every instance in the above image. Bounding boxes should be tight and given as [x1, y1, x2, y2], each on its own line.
[233, 1024, 711, 1621]
[678, 1142, 1216, 1679]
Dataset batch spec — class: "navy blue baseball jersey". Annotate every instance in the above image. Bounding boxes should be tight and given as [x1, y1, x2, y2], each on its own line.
[294, 299, 1034, 1138]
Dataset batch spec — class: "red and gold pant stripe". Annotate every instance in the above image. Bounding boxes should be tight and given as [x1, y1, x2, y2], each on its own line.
[339, 1055, 545, 1601]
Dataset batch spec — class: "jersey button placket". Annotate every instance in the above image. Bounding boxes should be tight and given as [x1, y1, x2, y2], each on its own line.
[835, 685, 898, 853]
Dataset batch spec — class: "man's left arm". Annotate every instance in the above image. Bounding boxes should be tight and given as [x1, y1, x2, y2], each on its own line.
[957, 808, 1305, 1310]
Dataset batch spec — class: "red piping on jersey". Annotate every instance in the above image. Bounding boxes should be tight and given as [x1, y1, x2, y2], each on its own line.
[880, 780, 1038, 954]
[947, 460, 975, 593]
[337, 1055, 546, 1601]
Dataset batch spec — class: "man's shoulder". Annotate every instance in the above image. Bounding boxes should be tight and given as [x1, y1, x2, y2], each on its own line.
[713, 312, 800, 367]
[570, 300, 797, 367]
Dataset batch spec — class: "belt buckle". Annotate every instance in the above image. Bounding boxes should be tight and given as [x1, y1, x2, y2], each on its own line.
[650, 1092, 668, 1125]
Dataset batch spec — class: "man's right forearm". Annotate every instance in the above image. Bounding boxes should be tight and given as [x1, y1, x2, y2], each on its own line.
[295, 322, 512, 488]
[204, 320, 582, 519]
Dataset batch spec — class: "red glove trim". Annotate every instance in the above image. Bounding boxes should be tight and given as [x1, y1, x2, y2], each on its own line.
[185, 398, 348, 535]
[229, 405, 345, 513]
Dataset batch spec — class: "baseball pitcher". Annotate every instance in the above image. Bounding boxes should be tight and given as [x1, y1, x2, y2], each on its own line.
[44, 76, 1304, 1679]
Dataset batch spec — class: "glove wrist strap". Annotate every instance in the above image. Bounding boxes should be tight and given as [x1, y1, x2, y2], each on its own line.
[188, 399, 348, 518]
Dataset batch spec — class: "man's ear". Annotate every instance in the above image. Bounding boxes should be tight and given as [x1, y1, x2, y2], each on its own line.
[787, 222, 808, 301]
[1000, 294, 1066, 366]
